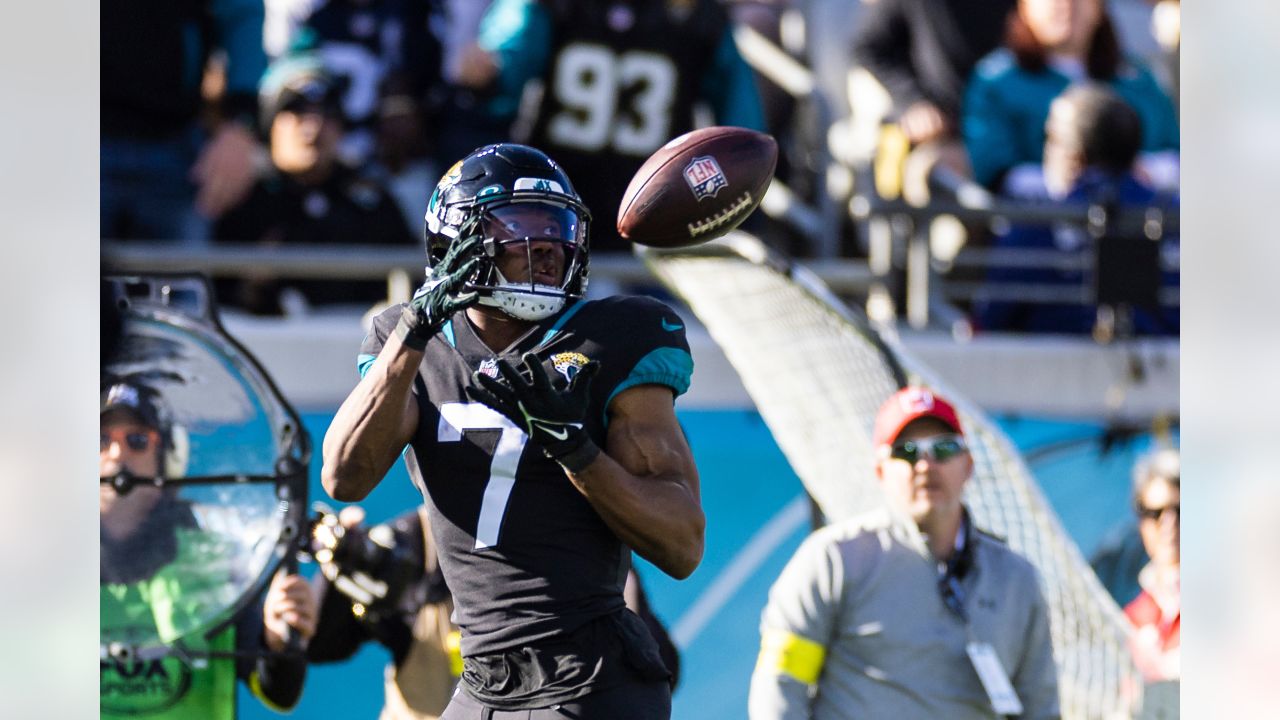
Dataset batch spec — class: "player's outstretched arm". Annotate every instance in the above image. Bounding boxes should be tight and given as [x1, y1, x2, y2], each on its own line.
[323, 240, 480, 501]
[321, 332, 422, 501]
[581, 384, 705, 579]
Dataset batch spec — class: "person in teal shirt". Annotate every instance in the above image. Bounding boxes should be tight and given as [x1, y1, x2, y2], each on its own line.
[961, 0, 1178, 193]
[100, 381, 318, 719]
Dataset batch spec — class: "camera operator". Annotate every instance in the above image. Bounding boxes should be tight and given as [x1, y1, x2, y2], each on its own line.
[100, 380, 317, 718]
[308, 505, 681, 720]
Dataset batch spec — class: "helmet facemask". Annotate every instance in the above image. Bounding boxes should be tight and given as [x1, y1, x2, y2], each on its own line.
[473, 200, 588, 321]
[422, 144, 593, 322]
[428, 195, 591, 322]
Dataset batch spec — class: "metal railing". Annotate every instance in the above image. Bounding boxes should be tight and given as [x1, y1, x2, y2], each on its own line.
[100, 242, 878, 297]
[848, 168, 1180, 329]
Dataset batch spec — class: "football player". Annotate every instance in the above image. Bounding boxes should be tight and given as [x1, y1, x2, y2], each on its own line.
[322, 143, 703, 718]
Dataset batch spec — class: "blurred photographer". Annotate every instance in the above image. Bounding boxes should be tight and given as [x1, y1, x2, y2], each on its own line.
[308, 505, 682, 720]
[308, 505, 458, 719]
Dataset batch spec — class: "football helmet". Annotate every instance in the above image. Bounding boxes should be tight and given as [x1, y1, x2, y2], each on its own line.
[423, 144, 591, 321]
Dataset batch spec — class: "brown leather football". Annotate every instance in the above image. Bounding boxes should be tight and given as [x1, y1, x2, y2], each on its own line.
[616, 126, 778, 248]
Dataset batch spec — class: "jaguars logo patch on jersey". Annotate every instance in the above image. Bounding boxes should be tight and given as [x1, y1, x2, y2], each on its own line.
[550, 352, 591, 382]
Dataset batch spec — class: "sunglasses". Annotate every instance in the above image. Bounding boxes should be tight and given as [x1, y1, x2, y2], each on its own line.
[889, 434, 968, 464]
[1137, 504, 1179, 522]
[101, 428, 158, 453]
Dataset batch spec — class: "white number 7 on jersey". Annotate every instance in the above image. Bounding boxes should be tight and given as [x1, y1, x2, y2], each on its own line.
[438, 402, 529, 550]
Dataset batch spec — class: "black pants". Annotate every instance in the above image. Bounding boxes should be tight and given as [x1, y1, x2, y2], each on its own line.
[440, 676, 672, 720]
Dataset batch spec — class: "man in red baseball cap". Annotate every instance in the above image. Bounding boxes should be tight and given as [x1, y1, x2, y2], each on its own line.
[872, 386, 970, 561]
[750, 386, 1060, 719]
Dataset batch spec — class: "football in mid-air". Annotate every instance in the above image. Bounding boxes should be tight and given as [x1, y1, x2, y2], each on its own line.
[617, 126, 778, 248]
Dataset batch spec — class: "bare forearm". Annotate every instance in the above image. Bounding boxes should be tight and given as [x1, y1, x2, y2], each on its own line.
[569, 453, 705, 579]
[321, 335, 421, 501]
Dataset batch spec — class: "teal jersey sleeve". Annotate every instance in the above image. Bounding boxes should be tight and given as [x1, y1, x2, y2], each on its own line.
[358, 305, 407, 378]
[701, 28, 766, 131]
[606, 346, 694, 411]
[478, 0, 554, 120]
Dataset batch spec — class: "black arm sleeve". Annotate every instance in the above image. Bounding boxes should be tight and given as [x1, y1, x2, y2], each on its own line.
[235, 603, 308, 710]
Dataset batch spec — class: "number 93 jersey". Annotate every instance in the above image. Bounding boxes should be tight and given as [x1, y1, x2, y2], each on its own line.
[358, 295, 693, 656]
[527, 0, 735, 251]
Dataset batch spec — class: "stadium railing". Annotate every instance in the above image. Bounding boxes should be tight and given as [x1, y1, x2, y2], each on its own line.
[850, 167, 1180, 329]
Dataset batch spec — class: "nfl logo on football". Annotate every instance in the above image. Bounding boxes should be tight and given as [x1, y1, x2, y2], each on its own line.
[683, 156, 728, 201]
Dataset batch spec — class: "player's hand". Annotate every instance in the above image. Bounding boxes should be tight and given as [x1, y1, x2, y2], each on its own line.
[466, 352, 602, 472]
[263, 570, 318, 653]
[395, 233, 484, 351]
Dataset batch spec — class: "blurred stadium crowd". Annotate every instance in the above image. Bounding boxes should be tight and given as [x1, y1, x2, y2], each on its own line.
[102, 0, 1179, 339]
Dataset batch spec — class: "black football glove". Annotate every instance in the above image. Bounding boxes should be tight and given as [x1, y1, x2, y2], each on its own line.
[395, 232, 484, 351]
[466, 352, 602, 472]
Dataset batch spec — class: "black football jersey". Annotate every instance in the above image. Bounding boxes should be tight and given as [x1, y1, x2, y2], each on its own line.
[526, 0, 732, 251]
[358, 295, 693, 655]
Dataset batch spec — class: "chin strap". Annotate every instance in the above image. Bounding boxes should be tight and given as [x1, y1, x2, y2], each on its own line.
[479, 267, 568, 321]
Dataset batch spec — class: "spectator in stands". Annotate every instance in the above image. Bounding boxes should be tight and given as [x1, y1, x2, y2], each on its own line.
[851, 0, 1016, 192]
[100, 380, 317, 717]
[971, 83, 1178, 337]
[214, 56, 416, 315]
[1125, 447, 1179, 681]
[749, 387, 1059, 719]
[286, 0, 445, 228]
[722, 1, 798, 140]
[962, 0, 1179, 195]
[464, 0, 765, 254]
[308, 505, 681, 719]
[1089, 517, 1148, 610]
[432, 0, 512, 172]
[102, 0, 268, 242]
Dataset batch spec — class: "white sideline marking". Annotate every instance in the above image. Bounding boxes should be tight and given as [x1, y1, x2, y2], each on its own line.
[671, 494, 810, 649]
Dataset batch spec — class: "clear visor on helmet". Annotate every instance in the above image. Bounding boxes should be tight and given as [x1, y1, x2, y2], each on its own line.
[484, 202, 582, 246]
[480, 203, 585, 291]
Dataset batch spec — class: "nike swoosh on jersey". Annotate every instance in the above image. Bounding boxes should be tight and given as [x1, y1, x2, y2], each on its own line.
[661, 318, 684, 331]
